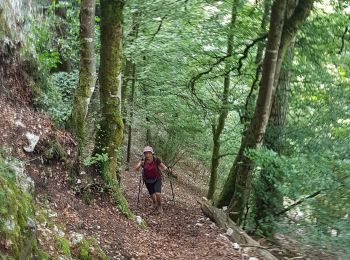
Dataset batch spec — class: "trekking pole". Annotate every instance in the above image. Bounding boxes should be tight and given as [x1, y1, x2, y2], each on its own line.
[167, 168, 175, 205]
[137, 172, 143, 207]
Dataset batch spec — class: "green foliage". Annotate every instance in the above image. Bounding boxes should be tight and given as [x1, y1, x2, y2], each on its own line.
[108, 179, 134, 219]
[34, 70, 78, 126]
[26, 1, 80, 72]
[77, 238, 108, 260]
[83, 153, 109, 167]
[55, 236, 71, 256]
[79, 239, 90, 259]
[127, 2, 350, 256]
[43, 139, 67, 162]
[21, 1, 80, 126]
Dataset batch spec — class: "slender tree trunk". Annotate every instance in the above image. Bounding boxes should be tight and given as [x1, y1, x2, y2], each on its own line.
[217, 0, 314, 225]
[121, 59, 132, 128]
[207, 0, 240, 200]
[126, 62, 136, 165]
[125, 12, 139, 167]
[146, 115, 151, 145]
[95, 0, 124, 182]
[243, 0, 272, 125]
[68, 0, 96, 154]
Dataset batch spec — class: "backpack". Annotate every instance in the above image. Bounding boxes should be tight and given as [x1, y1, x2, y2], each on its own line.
[141, 155, 161, 183]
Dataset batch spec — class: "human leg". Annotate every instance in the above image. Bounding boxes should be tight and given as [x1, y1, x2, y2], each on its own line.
[145, 182, 157, 207]
[155, 192, 163, 212]
[154, 179, 163, 212]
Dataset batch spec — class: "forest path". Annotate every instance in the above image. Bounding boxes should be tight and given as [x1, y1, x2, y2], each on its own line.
[119, 167, 245, 259]
[0, 96, 252, 259]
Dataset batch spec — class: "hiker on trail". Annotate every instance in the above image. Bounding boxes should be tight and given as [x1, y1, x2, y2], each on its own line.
[133, 146, 170, 213]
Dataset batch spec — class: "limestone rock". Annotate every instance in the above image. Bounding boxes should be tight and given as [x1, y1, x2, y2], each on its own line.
[71, 232, 84, 246]
[23, 132, 40, 152]
[9, 160, 34, 194]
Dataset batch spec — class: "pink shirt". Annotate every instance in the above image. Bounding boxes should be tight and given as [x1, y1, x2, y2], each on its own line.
[143, 158, 161, 179]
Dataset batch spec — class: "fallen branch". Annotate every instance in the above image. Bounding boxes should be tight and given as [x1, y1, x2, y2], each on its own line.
[275, 189, 322, 217]
[198, 198, 278, 260]
[240, 244, 269, 249]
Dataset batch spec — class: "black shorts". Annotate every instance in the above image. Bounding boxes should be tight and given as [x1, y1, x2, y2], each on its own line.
[144, 178, 162, 195]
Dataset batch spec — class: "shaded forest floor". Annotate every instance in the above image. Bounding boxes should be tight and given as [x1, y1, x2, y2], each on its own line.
[0, 94, 252, 259]
[0, 92, 335, 259]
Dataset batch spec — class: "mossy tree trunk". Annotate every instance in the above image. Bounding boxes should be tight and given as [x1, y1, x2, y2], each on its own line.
[217, 0, 314, 225]
[95, 0, 124, 182]
[207, 0, 240, 201]
[68, 0, 96, 155]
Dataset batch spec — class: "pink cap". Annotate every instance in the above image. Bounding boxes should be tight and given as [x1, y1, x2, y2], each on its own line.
[143, 146, 154, 154]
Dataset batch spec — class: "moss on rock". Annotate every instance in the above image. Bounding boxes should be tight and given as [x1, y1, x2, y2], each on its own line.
[43, 139, 67, 163]
[0, 154, 35, 259]
[76, 237, 107, 260]
[55, 236, 71, 256]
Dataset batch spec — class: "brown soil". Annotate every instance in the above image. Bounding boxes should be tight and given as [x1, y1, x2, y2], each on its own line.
[0, 93, 253, 259]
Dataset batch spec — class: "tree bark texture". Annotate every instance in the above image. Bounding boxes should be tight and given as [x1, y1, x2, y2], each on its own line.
[68, 0, 96, 153]
[217, 0, 314, 225]
[96, 0, 124, 181]
[207, 0, 240, 200]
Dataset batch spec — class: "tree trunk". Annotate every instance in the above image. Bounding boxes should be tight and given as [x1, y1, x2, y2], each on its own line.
[199, 199, 278, 260]
[217, 0, 314, 225]
[254, 0, 307, 234]
[243, 0, 271, 126]
[126, 62, 136, 166]
[217, 0, 287, 212]
[125, 12, 139, 167]
[207, 0, 240, 200]
[121, 11, 139, 131]
[68, 0, 96, 154]
[95, 0, 124, 181]
[254, 47, 292, 235]
[218, 0, 271, 207]
[121, 59, 132, 128]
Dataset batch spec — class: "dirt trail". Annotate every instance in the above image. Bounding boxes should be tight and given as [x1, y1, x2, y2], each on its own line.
[120, 168, 244, 259]
[0, 96, 253, 259]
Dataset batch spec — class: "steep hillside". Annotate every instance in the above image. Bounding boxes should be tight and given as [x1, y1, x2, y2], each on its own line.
[0, 43, 250, 259]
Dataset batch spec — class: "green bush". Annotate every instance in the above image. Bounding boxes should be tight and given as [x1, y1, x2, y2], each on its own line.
[34, 70, 78, 126]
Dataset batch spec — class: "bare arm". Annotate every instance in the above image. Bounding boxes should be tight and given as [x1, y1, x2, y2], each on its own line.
[133, 161, 142, 172]
[159, 162, 169, 171]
